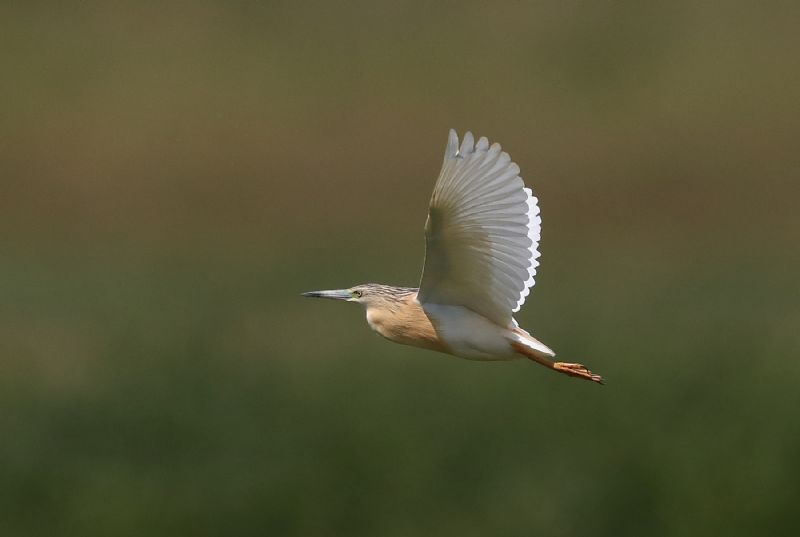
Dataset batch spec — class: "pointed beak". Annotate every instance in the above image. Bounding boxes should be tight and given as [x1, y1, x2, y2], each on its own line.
[301, 289, 352, 301]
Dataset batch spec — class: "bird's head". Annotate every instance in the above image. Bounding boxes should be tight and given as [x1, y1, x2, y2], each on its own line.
[302, 284, 416, 310]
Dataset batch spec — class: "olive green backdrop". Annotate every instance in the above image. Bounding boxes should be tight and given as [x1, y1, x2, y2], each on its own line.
[2, 1, 799, 536]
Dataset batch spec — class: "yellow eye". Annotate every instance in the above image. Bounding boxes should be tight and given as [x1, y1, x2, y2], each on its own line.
[352, 290, 363, 298]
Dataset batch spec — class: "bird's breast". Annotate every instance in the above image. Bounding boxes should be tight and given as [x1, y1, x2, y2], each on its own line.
[365, 300, 447, 353]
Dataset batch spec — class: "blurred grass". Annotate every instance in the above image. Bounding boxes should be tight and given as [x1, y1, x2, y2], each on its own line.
[1, 1, 799, 536]
[2, 245, 798, 536]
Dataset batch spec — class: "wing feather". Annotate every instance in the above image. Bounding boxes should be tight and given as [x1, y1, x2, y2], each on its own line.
[418, 130, 542, 326]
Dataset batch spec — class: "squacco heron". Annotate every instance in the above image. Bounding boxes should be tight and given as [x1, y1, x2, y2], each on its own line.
[304, 130, 602, 384]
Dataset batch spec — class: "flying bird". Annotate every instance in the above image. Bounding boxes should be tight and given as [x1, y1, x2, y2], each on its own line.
[303, 130, 602, 383]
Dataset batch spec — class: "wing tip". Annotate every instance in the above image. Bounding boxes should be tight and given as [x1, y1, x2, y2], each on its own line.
[460, 131, 475, 156]
[446, 129, 459, 159]
[445, 129, 491, 158]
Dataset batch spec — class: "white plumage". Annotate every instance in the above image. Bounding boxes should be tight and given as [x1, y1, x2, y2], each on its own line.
[418, 130, 541, 327]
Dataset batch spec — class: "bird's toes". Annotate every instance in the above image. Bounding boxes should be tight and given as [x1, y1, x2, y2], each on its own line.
[553, 362, 604, 384]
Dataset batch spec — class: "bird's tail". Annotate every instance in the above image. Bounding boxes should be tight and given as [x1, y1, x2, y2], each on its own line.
[507, 327, 556, 359]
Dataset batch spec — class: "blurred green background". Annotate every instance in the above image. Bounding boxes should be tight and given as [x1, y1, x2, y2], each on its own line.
[2, 1, 799, 536]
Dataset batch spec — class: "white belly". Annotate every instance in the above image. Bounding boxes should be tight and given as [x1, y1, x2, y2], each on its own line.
[421, 303, 518, 361]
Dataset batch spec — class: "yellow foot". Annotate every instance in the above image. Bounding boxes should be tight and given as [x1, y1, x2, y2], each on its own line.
[553, 362, 604, 384]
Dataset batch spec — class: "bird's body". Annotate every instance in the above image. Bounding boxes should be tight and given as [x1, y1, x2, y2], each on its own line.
[304, 130, 602, 383]
[358, 285, 522, 360]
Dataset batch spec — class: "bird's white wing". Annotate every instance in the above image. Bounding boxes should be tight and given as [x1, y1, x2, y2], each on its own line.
[418, 129, 541, 327]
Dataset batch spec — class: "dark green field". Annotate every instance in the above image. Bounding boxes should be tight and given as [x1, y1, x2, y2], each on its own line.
[2, 2, 799, 536]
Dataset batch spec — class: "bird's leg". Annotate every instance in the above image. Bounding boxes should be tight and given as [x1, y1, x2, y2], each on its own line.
[510, 342, 604, 384]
